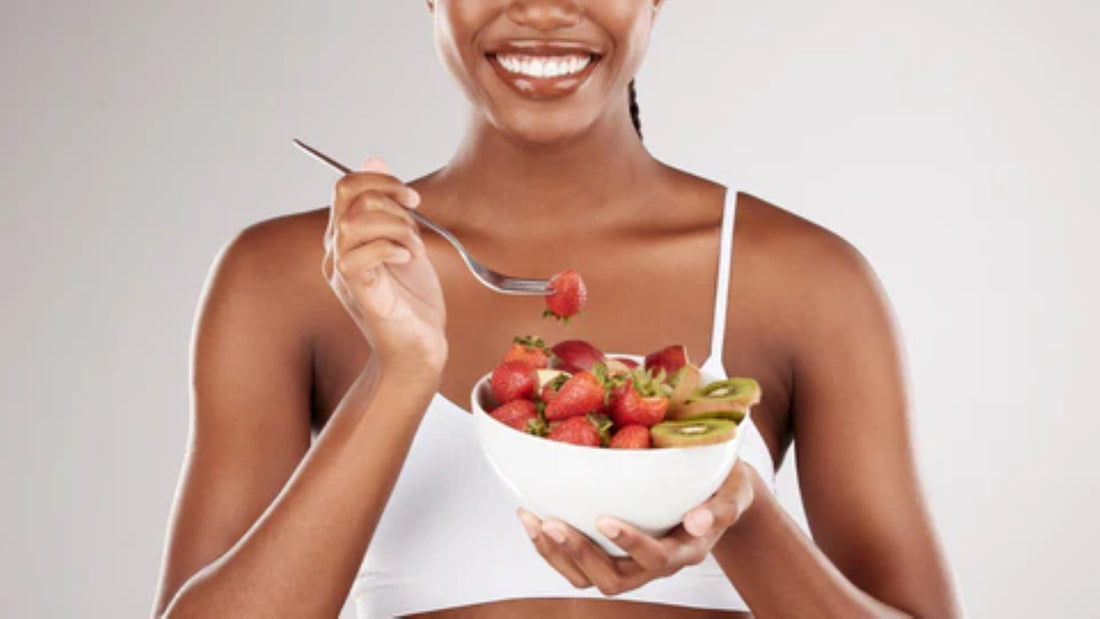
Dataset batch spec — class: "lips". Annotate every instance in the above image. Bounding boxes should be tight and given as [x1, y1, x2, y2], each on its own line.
[484, 41, 604, 100]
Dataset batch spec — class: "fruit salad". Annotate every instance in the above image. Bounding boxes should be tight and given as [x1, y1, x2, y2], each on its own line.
[485, 336, 762, 449]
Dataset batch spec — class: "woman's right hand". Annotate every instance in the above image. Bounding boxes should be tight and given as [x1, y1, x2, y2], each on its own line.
[323, 156, 447, 374]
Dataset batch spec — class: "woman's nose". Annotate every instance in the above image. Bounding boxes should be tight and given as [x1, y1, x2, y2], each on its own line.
[505, 0, 583, 30]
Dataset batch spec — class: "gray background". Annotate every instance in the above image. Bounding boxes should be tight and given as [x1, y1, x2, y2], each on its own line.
[3, 0, 1098, 617]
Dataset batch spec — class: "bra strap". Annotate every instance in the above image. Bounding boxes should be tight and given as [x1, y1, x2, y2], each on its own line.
[707, 187, 738, 369]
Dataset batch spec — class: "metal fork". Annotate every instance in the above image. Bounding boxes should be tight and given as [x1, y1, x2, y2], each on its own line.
[294, 139, 551, 296]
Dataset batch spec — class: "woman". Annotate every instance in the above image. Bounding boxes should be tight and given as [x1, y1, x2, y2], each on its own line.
[153, 1, 960, 617]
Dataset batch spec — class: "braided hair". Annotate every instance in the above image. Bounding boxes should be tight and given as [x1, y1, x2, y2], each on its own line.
[628, 78, 642, 141]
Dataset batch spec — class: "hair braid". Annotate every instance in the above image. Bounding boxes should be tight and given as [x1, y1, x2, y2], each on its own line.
[628, 78, 643, 141]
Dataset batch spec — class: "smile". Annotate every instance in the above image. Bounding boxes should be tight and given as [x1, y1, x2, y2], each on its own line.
[495, 53, 593, 78]
[486, 52, 602, 100]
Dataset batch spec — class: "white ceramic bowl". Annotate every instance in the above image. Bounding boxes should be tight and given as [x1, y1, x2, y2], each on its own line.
[470, 353, 748, 556]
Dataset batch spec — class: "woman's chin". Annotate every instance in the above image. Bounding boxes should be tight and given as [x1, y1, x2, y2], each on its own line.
[491, 116, 598, 147]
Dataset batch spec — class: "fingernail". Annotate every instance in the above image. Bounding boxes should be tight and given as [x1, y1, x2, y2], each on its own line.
[362, 155, 389, 173]
[596, 517, 621, 539]
[407, 189, 421, 208]
[391, 248, 412, 263]
[542, 522, 567, 545]
[517, 512, 539, 540]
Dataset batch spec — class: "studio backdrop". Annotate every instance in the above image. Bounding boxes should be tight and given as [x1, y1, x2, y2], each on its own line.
[2, 0, 1097, 617]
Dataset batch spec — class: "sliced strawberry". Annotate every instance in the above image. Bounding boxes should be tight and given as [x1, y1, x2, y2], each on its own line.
[490, 360, 538, 405]
[609, 424, 652, 449]
[549, 339, 605, 373]
[611, 382, 669, 428]
[501, 335, 553, 369]
[644, 344, 689, 376]
[489, 399, 538, 432]
[544, 370, 606, 421]
[543, 269, 587, 324]
[547, 415, 601, 447]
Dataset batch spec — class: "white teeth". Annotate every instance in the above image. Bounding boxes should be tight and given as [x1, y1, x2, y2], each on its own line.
[495, 54, 592, 78]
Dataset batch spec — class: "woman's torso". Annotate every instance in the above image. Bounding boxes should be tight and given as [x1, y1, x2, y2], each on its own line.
[296, 168, 795, 617]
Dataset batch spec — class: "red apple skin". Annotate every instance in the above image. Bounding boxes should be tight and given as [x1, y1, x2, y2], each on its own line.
[550, 339, 606, 373]
[644, 344, 689, 376]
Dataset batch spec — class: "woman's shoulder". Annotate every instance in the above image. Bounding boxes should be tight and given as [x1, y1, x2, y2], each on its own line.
[736, 192, 879, 295]
[732, 192, 893, 359]
[213, 207, 329, 279]
[201, 206, 332, 323]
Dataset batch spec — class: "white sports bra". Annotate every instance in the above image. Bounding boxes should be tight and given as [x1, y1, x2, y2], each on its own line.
[340, 184, 777, 618]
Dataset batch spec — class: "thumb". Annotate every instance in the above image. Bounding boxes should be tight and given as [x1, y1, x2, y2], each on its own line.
[684, 460, 754, 537]
[361, 155, 392, 174]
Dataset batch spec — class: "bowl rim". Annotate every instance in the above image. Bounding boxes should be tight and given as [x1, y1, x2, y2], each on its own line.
[470, 353, 750, 455]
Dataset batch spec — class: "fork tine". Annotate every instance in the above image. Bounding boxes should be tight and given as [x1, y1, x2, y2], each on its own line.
[499, 279, 552, 294]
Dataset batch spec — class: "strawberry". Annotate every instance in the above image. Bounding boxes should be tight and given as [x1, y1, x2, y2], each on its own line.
[644, 344, 689, 377]
[543, 269, 587, 324]
[501, 335, 553, 369]
[609, 424, 652, 449]
[611, 367, 672, 427]
[547, 415, 601, 447]
[540, 371, 570, 405]
[544, 370, 606, 421]
[489, 399, 539, 432]
[611, 384, 669, 427]
[490, 360, 538, 405]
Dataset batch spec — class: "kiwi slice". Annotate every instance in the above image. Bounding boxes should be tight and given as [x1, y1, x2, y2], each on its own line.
[668, 364, 701, 407]
[651, 419, 737, 448]
[667, 399, 747, 422]
[691, 377, 761, 408]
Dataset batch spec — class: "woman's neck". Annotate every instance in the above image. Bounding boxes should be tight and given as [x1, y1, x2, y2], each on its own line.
[429, 109, 667, 237]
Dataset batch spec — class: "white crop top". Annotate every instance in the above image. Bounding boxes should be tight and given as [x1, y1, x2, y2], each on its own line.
[339, 184, 777, 618]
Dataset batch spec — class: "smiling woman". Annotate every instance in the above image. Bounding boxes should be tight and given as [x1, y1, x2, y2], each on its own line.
[151, 1, 961, 618]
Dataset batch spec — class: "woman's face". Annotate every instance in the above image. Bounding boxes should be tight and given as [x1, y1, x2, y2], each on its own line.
[428, 0, 662, 145]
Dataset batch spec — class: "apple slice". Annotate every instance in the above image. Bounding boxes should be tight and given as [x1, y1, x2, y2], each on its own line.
[604, 358, 633, 377]
[550, 339, 606, 373]
[610, 356, 640, 369]
[644, 344, 689, 376]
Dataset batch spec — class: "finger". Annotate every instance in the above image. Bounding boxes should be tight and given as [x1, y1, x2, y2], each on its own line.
[332, 168, 420, 216]
[361, 155, 391, 174]
[595, 517, 671, 572]
[341, 190, 424, 257]
[547, 518, 644, 597]
[346, 188, 420, 231]
[662, 526, 713, 568]
[684, 460, 755, 537]
[517, 510, 592, 589]
[321, 245, 334, 281]
[324, 206, 336, 252]
[334, 239, 413, 287]
[336, 208, 426, 261]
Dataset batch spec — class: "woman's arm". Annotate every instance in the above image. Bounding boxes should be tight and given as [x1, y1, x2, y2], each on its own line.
[712, 233, 961, 617]
[152, 221, 443, 618]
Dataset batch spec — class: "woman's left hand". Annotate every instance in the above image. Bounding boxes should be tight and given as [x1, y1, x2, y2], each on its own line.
[517, 458, 760, 596]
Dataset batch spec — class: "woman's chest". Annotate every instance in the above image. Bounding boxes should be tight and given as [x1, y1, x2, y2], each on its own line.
[309, 233, 792, 465]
